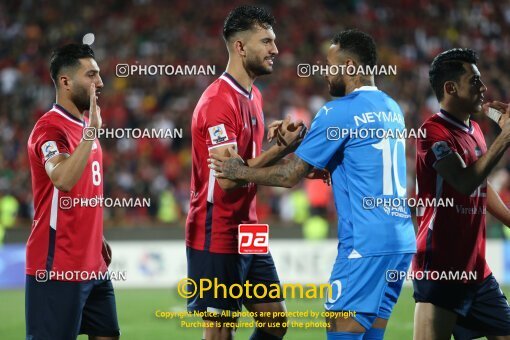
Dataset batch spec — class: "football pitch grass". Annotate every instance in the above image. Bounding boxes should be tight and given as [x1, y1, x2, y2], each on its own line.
[2, 286, 509, 339]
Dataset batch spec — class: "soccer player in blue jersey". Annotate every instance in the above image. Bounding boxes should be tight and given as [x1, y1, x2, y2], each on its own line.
[209, 29, 416, 339]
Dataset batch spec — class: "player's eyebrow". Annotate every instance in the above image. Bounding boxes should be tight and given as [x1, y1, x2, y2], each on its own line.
[86, 69, 100, 75]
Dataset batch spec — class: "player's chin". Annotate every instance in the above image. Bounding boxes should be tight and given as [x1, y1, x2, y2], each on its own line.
[261, 66, 274, 75]
[473, 102, 483, 113]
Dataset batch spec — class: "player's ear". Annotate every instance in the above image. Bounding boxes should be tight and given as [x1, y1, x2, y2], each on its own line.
[233, 40, 246, 57]
[59, 75, 71, 90]
[344, 58, 357, 77]
[445, 82, 457, 96]
[345, 58, 355, 66]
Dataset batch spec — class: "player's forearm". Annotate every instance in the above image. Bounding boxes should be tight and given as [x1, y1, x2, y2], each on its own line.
[217, 155, 290, 191]
[238, 157, 310, 188]
[49, 140, 94, 192]
[246, 144, 287, 168]
[216, 177, 246, 191]
[461, 135, 510, 194]
[487, 182, 510, 226]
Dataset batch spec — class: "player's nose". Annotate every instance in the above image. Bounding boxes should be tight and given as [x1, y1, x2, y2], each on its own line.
[96, 77, 104, 89]
[270, 42, 278, 55]
[480, 80, 487, 93]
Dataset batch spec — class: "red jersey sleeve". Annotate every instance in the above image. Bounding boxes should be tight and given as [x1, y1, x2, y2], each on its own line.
[199, 96, 238, 149]
[419, 122, 458, 168]
[32, 121, 71, 165]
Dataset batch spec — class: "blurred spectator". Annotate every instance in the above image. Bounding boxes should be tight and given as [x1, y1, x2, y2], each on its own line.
[0, 190, 19, 244]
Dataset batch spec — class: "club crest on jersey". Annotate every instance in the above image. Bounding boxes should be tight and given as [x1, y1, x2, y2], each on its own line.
[208, 124, 228, 145]
[474, 146, 482, 158]
[42, 141, 59, 161]
[431, 141, 452, 161]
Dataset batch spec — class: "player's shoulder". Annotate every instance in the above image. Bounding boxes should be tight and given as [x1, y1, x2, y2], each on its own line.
[198, 78, 236, 108]
[419, 113, 454, 140]
[320, 90, 382, 116]
[470, 119, 482, 132]
[351, 88, 399, 107]
[251, 84, 262, 100]
[330, 88, 389, 107]
[31, 109, 63, 134]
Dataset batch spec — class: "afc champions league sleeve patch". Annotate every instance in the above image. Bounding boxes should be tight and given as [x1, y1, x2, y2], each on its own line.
[208, 124, 228, 145]
[41, 141, 60, 162]
[431, 141, 452, 161]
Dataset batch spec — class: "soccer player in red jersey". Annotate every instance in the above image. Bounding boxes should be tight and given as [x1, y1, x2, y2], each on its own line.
[26, 44, 119, 339]
[413, 48, 510, 339]
[186, 6, 306, 340]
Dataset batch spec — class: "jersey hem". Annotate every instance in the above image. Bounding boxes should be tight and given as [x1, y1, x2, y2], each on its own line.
[337, 248, 416, 260]
[186, 243, 240, 254]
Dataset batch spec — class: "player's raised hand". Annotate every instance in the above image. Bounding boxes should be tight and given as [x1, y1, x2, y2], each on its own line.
[276, 115, 307, 153]
[88, 83, 102, 130]
[208, 146, 246, 180]
[483, 101, 510, 129]
[267, 119, 283, 142]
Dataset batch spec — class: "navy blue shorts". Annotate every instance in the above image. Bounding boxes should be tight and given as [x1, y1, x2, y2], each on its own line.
[26, 275, 120, 339]
[186, 247, 283, 313]
[413, 274, 510, 337]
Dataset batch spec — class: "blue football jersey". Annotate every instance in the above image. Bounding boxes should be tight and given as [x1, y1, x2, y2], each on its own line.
[295, 87, 416, 258]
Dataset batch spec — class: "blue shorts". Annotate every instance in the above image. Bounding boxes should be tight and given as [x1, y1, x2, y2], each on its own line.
[413, 274, 510, 337]
[186, 247, 283, 313]
[25, 275, 120, 339]
[325, 253, 413, 330]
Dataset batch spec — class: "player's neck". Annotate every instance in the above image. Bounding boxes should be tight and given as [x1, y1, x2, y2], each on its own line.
[440, 105, 470, 126]
[345, 77, 375, 95]
[225, 64, 254, 93]
[56, 96, 84, 121]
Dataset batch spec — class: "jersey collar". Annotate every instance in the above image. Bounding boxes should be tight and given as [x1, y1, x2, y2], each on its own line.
[437, 109, 473, 134]
[220, 72, 253, 100]
[353, 86, 379, 92]
[52, 104, 85, 127]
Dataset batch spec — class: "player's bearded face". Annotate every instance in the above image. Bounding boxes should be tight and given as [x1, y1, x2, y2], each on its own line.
[71, 80, 91, 112]
[328, 75, 346, 97]
[244, 26, 277, 76]
[246, 53, 272, 76]
[454, 64, 487, 113]
[326, 44, 347, 97]
[69, 59, 103, 112]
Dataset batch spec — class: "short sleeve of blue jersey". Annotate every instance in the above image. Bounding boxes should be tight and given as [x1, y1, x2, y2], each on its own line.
[295, 102, 350, 170]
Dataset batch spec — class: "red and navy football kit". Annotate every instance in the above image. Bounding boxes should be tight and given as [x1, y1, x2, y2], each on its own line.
[26, 104, 119, 339]
[186, 73, 282, 312]
[413, 109, 510, 337]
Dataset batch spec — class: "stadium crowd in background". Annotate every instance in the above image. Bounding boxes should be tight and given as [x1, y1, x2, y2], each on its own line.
[2, 0, 510, 236]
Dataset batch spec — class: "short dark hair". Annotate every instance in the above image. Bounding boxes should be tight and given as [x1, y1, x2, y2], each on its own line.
[429, 48, 478, 101]
[223, 5, 275, 41]
[50, 44, 95, 86]
[331, 29, 377, 67]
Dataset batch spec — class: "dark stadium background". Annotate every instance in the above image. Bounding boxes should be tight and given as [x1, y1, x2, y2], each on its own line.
[2, 1, 510, 339]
